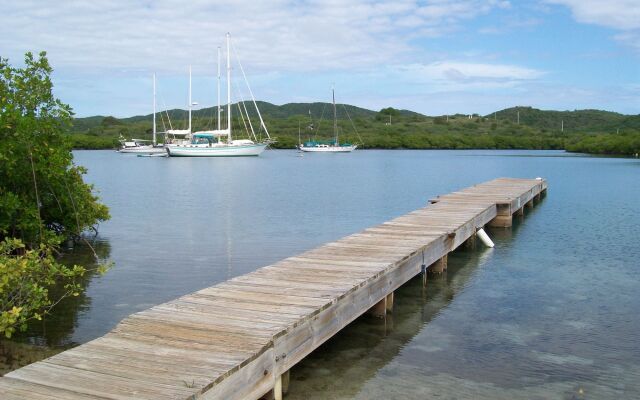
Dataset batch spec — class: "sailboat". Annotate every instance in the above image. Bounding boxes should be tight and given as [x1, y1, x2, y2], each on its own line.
[298, 88, 357, 153]
[165, 33, 271, 157]
[119, 73, 166, 154]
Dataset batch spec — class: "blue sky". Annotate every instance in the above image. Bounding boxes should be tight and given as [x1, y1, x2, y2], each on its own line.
[1, 0, 638, 117]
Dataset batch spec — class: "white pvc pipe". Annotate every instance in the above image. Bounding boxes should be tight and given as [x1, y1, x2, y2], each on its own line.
[477, 228, 495, 248]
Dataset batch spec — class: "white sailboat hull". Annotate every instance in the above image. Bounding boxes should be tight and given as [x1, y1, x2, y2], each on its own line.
[166, 143, 268, 157]
[118, 146, 166, 154]
[298, 145, 357, 153]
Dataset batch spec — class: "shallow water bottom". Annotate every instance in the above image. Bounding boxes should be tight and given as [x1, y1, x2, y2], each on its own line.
[284, 242, 640, 400]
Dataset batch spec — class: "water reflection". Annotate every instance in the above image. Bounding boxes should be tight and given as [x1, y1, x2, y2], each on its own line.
[0, 238, 111, 374]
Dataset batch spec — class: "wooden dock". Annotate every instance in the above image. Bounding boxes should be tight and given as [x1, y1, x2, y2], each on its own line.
[0, 177, 547, 400]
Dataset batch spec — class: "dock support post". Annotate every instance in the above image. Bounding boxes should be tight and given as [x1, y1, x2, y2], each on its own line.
[274, 374, 283, 400]
[368, 297, 387, 317]
[282, 370, 290, 395]
[464, 232, 476, 249]
[515, 207, 524, 216]
[430, 254, 448, 274]
[489, 214, 512, 227]
[526, 199, 534, 208]
[368, 291, 394, 317]
[489, 204, 513, 228]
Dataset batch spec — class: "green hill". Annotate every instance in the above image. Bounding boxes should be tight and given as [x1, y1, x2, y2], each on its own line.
[490, 107, 640, 133]
[67, 103, 640, 156]
[71, 101, 423, 132]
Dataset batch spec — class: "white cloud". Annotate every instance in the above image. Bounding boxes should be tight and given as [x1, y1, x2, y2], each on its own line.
[478, 17, 542, 34]
[4, 1, 632, 118]
[0, 0, 511, 74]
[398, 61, 545, 91]
[546, 0, 640, 51]
[545, 0, 640, 30]
[614, 32, 640, 52]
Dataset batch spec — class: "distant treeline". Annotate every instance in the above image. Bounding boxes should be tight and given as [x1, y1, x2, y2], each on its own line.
[70, 134, 119, 149]
[565, 132, 640, 156]
[67, 104, 640, 156]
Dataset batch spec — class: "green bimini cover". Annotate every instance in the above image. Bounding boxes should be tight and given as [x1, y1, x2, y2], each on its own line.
[194, 133, 215, 139]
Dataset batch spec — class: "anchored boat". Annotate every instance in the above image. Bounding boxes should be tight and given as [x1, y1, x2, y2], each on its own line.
[118, 73, 165, 155]
[298, 88, 358, 153]
[166, 33, 271, 157]
[118, 138, 165, 154]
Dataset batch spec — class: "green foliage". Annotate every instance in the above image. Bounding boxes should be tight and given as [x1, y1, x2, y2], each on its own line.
[0, 52, 111, 337]
[565, 132, 640, 155]
[0, 238, 80, 338]
[0, 51, 110, 245]
[491, 106, 640, 133]
[375, 107, 399, 122]
[0, 236, 111, 338]
[69, 134, 119, 149]
[378, 107, 400, 116]
[101, 116, 121, 127]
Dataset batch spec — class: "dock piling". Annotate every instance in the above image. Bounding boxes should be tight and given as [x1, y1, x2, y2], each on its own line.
[282, 370, 290, 395]
[386, 292, 394, 312]
[430, 254, 448, 274]
[274, 375, 282, 400]
[368, 293, 392, 317]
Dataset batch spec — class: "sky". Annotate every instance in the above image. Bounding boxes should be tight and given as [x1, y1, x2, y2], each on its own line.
[1, 0, 639, 117]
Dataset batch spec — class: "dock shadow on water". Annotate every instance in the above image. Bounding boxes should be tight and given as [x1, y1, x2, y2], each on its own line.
[285, 244, 489, 400]
[0, 239, 111, 375]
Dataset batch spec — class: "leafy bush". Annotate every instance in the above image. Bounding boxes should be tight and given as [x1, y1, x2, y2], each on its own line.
[0, 237, 109, 338]
[0, 52, 110, 337]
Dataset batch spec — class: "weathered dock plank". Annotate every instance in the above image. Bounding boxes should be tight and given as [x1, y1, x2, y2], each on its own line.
[0, 177, 547, 399]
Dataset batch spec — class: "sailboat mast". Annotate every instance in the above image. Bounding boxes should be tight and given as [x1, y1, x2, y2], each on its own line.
[152, 73, 156, 146]
[188, 65, 192, 133]
[217, 46, 221, 131]
[226, 33, 232, 142]
[332, 87, 338, 145]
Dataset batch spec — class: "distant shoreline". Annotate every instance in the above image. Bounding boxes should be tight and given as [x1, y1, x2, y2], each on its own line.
[71, 147, 639, 158]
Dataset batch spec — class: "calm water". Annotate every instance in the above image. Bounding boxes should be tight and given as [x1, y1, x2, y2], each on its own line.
[1, 150, 639, 399]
